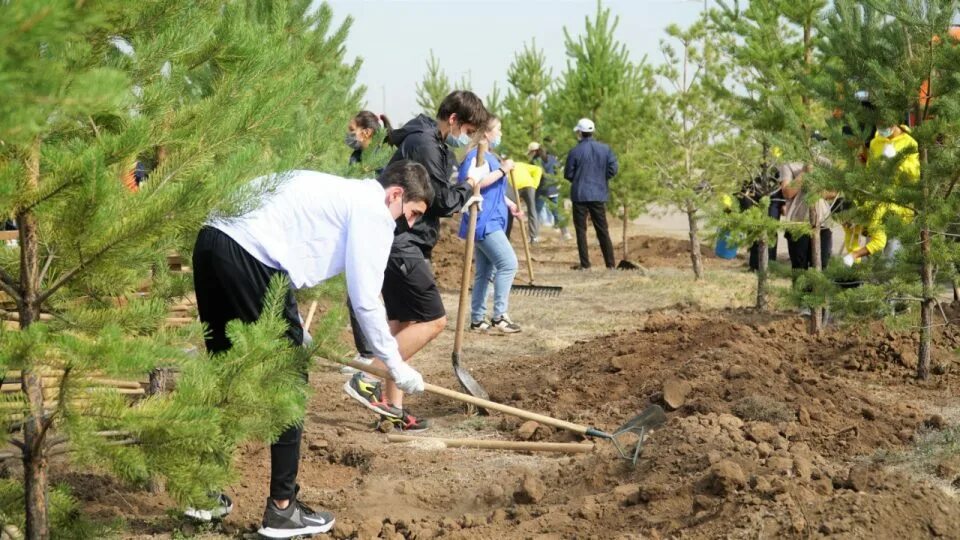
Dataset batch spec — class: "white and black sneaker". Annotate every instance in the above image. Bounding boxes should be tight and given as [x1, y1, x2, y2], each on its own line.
[184, 492, 233, 522]
[470, 320, 491, 332]
[258, 492, 335, 538]
[491, 314, 521, 334]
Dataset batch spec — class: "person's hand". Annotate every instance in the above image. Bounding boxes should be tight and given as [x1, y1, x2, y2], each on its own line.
[465, 194, 484, 212]
[842, 253, 855, 267]
[389, 363, 424, 394]
[500, 159, 515, 173]
[511, 205, 524, 219]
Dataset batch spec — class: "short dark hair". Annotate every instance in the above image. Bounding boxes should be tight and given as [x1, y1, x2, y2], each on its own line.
[378, 160, 434, 205]
[580, 131, 593, 138]
[437, 90, 488, 129]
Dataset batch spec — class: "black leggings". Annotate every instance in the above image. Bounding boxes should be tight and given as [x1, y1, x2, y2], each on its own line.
[192, 226, 304, 501]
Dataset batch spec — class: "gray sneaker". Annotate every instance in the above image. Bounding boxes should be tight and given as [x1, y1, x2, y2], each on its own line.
[491, 314, 521, 334]
[258, 491, 335, 538]
[183, 492, 233, 522]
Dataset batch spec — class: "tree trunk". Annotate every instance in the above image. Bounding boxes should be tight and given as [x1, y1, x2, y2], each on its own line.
[756, 236, 769, 310]
[808, 207, 823, 334]
[918, 228, 933, 380]
[686, 206, 703, 280]
[621, 203, 629, 262]
[20, 139, 49, 540]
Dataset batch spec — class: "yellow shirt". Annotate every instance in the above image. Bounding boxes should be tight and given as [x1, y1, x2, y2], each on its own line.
[510, 162, 542, 191]
[842, 205, 887, 260]
[866, 130, 919, 221]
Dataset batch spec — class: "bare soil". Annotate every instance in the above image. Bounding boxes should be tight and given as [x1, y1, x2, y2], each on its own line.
[66, 219, 960, 539]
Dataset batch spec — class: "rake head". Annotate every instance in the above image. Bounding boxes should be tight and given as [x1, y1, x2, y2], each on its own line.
[513, 284, 563, 297]
[585, 405, 667, 466]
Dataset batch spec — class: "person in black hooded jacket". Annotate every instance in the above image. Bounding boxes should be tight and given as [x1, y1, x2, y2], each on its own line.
[343, 90, 489, 432]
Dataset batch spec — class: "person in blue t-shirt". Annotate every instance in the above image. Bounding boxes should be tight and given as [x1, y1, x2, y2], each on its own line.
[457, 116, 523, 333]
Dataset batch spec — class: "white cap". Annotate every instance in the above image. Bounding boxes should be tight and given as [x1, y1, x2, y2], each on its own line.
[527, 142, 540, 152]
[574, 118, 595, 133]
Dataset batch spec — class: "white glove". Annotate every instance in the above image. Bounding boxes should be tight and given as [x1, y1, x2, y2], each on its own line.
[842, 253, 855, 267]
[882, 143, 897, 158]
[389, 362, 424, 394]
[465, 194, 484, 212]
[467, 164, 490, 181]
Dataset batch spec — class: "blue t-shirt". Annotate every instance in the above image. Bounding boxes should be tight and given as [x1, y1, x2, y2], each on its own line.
[457, 149, 507, 241]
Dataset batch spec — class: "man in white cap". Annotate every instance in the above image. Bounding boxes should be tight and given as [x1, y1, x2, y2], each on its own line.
[564, 118, 618, 269]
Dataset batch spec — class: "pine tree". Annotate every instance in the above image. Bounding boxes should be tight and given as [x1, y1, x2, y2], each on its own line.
[415, 50, 451, 117]
[544, 1, 658, 260]
[0, 1, 360, 536]
[810, 0, 960, 379]
[502, 40, 552, 159]
[653, 19, 741, 279]
[715, 0, 829, 328]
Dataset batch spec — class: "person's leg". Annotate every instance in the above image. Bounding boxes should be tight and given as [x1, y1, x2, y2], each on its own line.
[521, 187, 539, 241]
[785, 231, 808, 270]
[192, 227, 303, 507]
[346, 297, 374, 359]
[820, 228, 833, 268]
[589, 203, 616, 268]
[471, 241, 494, 323]
[475, 230, 517, 319]
[573, 203, 590, 268]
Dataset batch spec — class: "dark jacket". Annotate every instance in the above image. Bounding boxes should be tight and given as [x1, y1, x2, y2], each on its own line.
[387, 114, 471, 259]
[534, 154, 561, 197]
[563, 138, 618, 203]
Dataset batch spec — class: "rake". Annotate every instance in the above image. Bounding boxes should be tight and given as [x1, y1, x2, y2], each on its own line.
[509, 171, 563, 297]
[334, 357, 666, 466]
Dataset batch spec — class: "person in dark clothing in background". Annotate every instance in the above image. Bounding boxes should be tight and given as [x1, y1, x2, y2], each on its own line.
[343, 90, 489, 431]
[346, 110, 392, 166]
[738, 163, 784, 271]
[563, 118, 618, 270]
[530, 141, 571, 240]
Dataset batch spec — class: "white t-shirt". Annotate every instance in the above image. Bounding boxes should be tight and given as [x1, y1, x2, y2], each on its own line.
[211, 170, 402, 368]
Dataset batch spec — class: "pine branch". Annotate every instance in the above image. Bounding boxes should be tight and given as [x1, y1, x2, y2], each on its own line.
[0, 269, 22, 303]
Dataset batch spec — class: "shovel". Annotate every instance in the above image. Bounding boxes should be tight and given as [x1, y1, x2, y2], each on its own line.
[451, 141, 490, 404]
[509, 171, 562, 297]
[335, 356, 666, 466]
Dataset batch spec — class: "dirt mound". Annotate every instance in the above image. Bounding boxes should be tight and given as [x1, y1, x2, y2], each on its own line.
[463, 308, 960, 538]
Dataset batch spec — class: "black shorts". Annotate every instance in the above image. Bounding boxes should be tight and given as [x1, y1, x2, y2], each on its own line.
[382, 252, 446, 323]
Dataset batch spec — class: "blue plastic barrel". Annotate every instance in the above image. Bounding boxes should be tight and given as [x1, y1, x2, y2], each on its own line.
[715, 230, 738, 259]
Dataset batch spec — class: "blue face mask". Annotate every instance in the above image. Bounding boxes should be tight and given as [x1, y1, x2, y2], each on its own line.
[446, 124, 471, 148]
[877, 127, 895, 138]
[490, 136, 501, 149]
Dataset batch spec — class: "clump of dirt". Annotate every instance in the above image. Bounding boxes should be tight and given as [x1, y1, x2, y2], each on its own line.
[460, 308, 960, 538]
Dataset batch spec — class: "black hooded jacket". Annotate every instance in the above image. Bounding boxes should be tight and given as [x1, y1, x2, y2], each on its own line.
[387, 114, 472, 259]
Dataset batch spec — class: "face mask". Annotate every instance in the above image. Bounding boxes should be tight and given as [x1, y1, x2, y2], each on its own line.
[877, 127, 895, 138]
[446, 123, 470, 148]
[344, 132, 362, 150]
[490, 136, 501, 149]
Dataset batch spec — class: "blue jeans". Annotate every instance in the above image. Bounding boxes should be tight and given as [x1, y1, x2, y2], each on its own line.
[472, 229, 517, 322]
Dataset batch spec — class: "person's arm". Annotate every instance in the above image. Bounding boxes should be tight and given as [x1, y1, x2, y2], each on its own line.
[409, 140, 472, 216]
[344, 207, 404, 370]
[564, 149, 578, 182]
[605, 148, 619, 180]
[478, 159, 514, 190]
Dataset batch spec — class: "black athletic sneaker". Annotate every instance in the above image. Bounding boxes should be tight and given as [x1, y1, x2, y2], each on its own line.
[343, 372, 399, 418]
[183, 492, 233, 522]
[258, 492, 335, 538]
[491, 314, 521, 334]
[470, 320, 491, 332]
[380, 406, 430, 432]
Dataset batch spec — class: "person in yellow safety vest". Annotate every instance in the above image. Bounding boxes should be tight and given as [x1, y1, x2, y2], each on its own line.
[841, 203, 887, 266]
[506, 161, 542, 242]
[866, 123, 919, 257]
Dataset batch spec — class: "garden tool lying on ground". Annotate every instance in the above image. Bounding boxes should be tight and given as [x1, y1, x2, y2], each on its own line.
[386, 434, 595, 454]
[451, 141, 491, 404]
[509, 172, 562, 297]
[330, 356, 667, 466]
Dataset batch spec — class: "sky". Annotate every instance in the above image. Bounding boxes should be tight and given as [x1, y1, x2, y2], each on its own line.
[321, 0, 706, 125]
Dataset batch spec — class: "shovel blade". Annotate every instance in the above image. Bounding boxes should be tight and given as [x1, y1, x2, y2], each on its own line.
[452, 351, 490, 406]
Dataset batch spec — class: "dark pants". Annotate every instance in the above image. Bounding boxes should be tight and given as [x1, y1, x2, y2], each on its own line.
[192, 227, 304, 501]
[347, 297, 373, 358]
[573, 202, 616, 269]
[786, 228, 833, 270]
[505, 187, 538, 240]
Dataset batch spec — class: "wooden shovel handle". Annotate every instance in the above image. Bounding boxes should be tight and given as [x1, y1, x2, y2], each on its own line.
[387, 434, 594, 453]
[342, 357, 591, 436]
[509, 171, 536, 283]
[453, 141, 487, 355]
